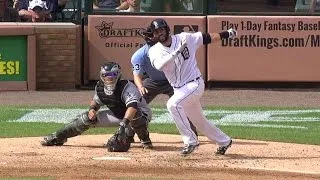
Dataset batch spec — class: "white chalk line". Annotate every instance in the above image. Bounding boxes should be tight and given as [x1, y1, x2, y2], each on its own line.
[92, 156, 131, 160]
[229, 165, 320, 176]
[9, 108, 320, 129]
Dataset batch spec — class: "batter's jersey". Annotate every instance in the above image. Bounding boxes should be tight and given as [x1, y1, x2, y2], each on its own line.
[131, 44, 167, 81]
[93, 80, 152, 120]
[148, 32, 203, 88]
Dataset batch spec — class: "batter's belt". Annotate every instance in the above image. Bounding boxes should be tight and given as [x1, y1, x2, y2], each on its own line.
[173, 76, 201, 89]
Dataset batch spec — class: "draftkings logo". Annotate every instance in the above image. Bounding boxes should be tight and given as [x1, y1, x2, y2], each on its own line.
[173, 25, 198, 34]
[95, 21, 145, 38]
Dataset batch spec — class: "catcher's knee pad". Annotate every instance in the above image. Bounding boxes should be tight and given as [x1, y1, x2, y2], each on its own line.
[55, 111, 93, 140]
[75, 112, 94, 131]
[130, 116, 150, 142]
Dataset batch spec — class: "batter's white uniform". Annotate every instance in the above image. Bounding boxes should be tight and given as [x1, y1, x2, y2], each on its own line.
[149, 32, 231, 146]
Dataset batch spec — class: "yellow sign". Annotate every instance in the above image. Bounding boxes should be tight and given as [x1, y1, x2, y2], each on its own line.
[0, 60, 20, 75]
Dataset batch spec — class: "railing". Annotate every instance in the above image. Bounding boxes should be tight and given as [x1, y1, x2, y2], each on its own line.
[1, 0, 320, 24]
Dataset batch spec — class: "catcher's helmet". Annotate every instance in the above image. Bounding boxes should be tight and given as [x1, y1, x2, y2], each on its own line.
[100, 62, 121, 91]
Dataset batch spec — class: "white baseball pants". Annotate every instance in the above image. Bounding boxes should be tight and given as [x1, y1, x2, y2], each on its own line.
[167, 77, 231, 146]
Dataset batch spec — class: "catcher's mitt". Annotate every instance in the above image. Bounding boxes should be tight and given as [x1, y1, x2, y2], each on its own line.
[105, 129, 131, 152]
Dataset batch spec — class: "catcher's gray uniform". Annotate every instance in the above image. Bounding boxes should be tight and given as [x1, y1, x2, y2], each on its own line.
[93, 80, 152, 127]
[40, 79, 152, 149]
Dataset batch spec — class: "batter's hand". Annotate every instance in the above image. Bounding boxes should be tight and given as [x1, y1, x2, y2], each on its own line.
[139, 86, 149, 95]
[88, 109, 97, 121]
[227, 28, 237, 39]
[180, 36, 187, 50]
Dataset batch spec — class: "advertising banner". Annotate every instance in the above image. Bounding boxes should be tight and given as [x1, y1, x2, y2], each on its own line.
[207, 16, 320, 82]
[88, 15, 206, 81]
[0, 36, 27, 81]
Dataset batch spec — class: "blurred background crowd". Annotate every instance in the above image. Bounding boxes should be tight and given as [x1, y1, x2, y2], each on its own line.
[0, 0, 202, 22]
[0, 0, 319, 22]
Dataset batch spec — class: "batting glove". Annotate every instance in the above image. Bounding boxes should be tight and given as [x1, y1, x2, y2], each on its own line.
[227, 28, 237, 39]
[180, 36, 187, 51]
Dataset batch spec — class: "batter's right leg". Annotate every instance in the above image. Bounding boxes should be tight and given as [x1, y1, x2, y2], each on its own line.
[41, 112, 94, 146]
[185, 101, 232, 155]
[166, 97, 199, 146]
[162, 80, 198, 138]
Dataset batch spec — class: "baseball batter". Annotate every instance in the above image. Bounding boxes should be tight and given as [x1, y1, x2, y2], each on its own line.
[148, 18, 237, 155]
[41, 62, 153, 150]
[130, 26, 198, 137]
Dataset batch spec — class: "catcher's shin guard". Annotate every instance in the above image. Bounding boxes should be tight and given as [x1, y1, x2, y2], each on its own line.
[41, 112, 93, 146]
[130, 116, 152, 148]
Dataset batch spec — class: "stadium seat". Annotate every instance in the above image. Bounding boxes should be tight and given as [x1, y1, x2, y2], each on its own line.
[52, 0, 81, 22]
[140, 0, 152, 12]
[0, 0, 7, 21]
[295, 0, 320, 12]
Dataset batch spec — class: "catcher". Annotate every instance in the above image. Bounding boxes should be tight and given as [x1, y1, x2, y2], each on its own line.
[40, 62, 153, 151]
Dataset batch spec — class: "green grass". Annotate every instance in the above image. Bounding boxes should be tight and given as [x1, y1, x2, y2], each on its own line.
[272, 112, 320, 118]
[0, 122, 63, 137]
[0, 108, 31, 122]
[0, 105, 319, 145]
[221, 125, 320, 145]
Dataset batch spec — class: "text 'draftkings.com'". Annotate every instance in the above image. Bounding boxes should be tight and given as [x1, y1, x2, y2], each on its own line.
[222, 35, 320, 49]
[221, 20, 320, 49]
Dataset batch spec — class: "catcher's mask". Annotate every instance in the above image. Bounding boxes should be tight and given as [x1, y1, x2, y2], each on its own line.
[140, 26, 156, 46]
[150, 18, 170, 43]
[100, 62, 122, 91]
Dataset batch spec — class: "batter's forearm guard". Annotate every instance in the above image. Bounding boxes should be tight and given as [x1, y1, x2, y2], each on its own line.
[219, 31, 230, 40]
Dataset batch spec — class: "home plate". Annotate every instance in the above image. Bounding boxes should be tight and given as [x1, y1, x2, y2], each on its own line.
[92, 156, 131, 160]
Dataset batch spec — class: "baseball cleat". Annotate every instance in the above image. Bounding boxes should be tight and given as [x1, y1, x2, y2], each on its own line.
[215, 139, 232, 155]
[142, 142, 153, 149]
[40, 133, 67, 146]
[141, 139, 153, 149]
[180, 144, 199, 156]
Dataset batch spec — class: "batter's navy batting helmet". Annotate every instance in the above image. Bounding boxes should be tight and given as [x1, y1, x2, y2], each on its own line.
[150, 18, 170, 33]
[150, 18, 170, 43]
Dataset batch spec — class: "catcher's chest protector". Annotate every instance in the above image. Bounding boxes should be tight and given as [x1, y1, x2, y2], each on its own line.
[96, 80, 128, 119]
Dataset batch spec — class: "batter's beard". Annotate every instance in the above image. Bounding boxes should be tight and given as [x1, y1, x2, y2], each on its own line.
[158, 34, 169, 43]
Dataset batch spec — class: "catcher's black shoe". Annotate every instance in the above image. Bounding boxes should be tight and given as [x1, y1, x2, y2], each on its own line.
[128, 136, 135, 143]
[141, 139, 153, 149]
[215, 139, 232, 155]
[40, 133, 67, 146]
[180, 144, 199, 156]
